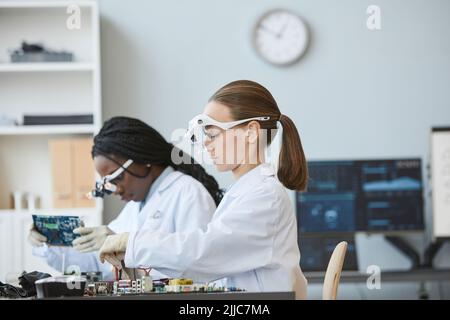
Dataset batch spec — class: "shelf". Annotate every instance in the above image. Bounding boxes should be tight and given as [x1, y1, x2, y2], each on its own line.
[0, 63, 94, 73]
[0, 1, 95, 9]
[0, 1, 102, 278]
[0, 125, 96, 136]
[0, 207, 99, 216]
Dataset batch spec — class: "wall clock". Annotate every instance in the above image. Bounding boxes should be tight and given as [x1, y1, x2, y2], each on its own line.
[253, 9, 309, 66]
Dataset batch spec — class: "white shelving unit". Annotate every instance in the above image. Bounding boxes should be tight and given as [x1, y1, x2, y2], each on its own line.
[0, 1, 102, 280]
[0, 62, 94, 72]
[0, 124, 96, 135]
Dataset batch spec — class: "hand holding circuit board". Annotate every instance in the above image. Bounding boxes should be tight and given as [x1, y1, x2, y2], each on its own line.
[31, 215, 82, 246]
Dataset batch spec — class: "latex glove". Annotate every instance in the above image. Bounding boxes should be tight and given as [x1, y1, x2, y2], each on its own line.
[72, 225, 114, 253]
[28, 223, 47, 247]
[99, 233, 130, 269]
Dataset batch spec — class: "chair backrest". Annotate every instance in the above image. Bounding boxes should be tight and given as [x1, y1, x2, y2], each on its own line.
[322, 241, 348, 300]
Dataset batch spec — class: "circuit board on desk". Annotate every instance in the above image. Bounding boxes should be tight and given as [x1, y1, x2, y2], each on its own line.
[84, 278, 244, 297]
[32, 215, 81, 246]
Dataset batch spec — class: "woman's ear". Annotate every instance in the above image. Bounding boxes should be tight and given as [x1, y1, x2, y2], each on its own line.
[247, 121, 260, 144]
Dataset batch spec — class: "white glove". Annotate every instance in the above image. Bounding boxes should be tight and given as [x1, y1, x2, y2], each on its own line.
[72, 225, 114, 253]
[99, 233, 130, 269]
[28, 223, 47, 247]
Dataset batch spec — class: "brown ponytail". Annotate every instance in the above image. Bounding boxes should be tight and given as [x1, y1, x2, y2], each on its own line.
[209, 80, 308, 191]
[278, 114, 308, 191]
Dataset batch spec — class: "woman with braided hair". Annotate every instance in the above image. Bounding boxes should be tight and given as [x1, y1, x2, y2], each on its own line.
[29, 116, 222, 280]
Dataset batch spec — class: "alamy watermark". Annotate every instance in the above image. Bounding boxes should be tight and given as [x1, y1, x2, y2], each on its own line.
[367, 5, 381, 30]
[66, 4, 81, 30]
[366, 265, 382, 290]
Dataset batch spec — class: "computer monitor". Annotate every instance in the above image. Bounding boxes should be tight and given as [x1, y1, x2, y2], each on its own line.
[297, 158, 425, 234]
[298, 235, 358, 272]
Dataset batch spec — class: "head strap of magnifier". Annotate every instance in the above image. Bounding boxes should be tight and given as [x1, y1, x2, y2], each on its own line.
[185, 113, 271, 142]
[193, 113, 270, 129]
[103, 159, 134, 182]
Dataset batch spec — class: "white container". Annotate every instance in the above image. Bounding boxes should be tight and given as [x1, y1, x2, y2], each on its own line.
[27, 193, 36, 211]
[13, 191, 23, 211]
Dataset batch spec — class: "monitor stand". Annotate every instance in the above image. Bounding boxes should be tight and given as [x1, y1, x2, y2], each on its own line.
[385, 236, 433, 300]
[423, 239, 448, 268]
[384, 235, 421, 268]
[386, 236, 449, 269]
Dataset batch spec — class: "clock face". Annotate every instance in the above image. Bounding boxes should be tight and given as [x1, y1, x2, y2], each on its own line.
[253, 9, 309, 66]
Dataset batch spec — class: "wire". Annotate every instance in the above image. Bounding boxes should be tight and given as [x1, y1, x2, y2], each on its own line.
[138, 268, 151, 276]
[0, 282, 28, 299]
[115, 267, 119, 281]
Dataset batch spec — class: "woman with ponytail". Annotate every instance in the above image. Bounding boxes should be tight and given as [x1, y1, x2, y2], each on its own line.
[100, 81, 308, 299]
[29, 116, 221, 280]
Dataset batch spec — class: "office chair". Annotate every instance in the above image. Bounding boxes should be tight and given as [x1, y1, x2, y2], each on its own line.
[322, 241, 348, 300]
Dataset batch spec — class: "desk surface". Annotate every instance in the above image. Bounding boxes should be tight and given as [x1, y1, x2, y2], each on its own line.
[304, 268, 450, 284]
[42, 291, 295, 300]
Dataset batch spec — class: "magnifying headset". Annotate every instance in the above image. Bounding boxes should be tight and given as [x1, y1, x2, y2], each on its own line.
[185, 113, 272, 145]
[88, 159, 134, 199]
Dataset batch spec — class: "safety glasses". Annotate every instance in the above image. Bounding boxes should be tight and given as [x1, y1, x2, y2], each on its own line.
[185, 113, 271, 145]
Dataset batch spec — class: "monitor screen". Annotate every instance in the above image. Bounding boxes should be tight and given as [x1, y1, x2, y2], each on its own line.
[297, 159, 424, 234]
[298, 235, 358, 272]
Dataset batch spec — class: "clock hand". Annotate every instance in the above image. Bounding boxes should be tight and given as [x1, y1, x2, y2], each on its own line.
[276, 22, 288, 38]
[259, 24, 278, 37]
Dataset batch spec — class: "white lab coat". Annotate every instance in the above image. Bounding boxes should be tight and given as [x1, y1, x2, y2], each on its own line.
[33, 167, 216, 280]
[124, 163, 308, 299]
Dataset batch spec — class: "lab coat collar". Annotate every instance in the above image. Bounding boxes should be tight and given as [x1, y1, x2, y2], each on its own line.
[157, 166, 184, 193]
[140, 166, 179, 208]
[226, 163, 276, 198]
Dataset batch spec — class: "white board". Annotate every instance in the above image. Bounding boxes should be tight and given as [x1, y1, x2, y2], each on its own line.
[431, 128, 450, 238]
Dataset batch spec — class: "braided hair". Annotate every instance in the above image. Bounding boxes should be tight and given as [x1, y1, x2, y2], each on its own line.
[92, 116, 223, 205]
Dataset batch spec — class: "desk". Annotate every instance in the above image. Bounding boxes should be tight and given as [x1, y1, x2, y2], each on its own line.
[304, 268, 450, 284]
[41, 291, 295, 300]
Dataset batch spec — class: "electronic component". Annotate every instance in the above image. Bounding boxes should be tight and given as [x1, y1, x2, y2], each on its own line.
[85, 277, 244, 297]
[169, 278, 193, 285]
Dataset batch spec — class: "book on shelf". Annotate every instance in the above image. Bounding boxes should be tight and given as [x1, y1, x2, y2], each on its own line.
[23, 114, 93, 125]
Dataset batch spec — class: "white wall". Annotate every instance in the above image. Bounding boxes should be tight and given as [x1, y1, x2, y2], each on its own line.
[97, 0, 449, 299]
